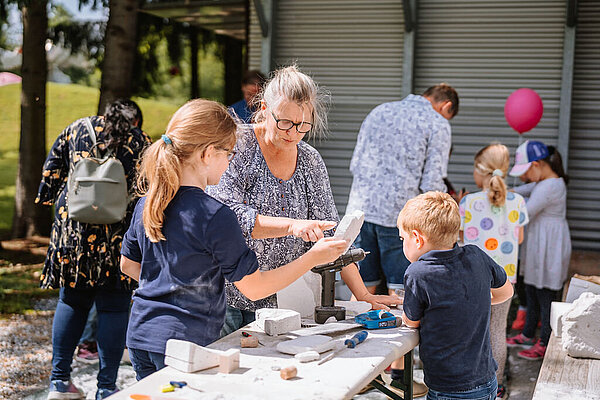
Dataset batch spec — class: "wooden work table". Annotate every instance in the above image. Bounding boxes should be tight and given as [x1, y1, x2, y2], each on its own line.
[111, 317, 419, 400]
[532, 334, 600, 400]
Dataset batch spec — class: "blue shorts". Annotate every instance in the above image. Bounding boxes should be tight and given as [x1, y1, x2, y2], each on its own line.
[353, 221, 410, 290]
[427, 377, 497, 400]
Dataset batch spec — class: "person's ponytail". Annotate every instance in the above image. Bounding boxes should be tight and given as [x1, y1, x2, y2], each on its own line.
[474, 143, 510, 207]
[137, 140, 181, 242]
[488, 173, 508, 207]
[543, 145, 569, 185]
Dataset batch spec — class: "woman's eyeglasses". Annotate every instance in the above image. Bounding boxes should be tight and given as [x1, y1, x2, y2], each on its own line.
[271, 112, 313, 134]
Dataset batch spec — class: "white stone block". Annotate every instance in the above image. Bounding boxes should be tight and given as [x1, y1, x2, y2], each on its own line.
[562, 292, 600, 359]
[334, 210, 365, 252]
[165, 339, 221, 373]
[565, 277, 600, 303]
[276, 335, 334, 355]
[276, 270, 321, 319]
[218, 349, 240, 373]
[550, 301, 572, 338]
[256, 308, 301, 336]
[295, 350, 320, 363]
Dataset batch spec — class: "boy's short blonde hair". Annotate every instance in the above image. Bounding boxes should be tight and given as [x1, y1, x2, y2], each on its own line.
[397, 191, 460, 248]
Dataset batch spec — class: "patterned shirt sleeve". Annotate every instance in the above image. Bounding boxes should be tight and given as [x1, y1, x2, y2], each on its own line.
[36, 125, 70, 206]
[419, 120, 451, 193]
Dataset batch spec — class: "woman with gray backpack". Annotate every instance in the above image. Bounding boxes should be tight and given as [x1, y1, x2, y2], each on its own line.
[35, 99, 151, 400]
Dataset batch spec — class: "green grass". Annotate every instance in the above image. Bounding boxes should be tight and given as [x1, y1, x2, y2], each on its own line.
[0, 82, 181, 234]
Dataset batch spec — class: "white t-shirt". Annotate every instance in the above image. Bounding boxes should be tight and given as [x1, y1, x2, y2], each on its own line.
[459, 191, 529, 283]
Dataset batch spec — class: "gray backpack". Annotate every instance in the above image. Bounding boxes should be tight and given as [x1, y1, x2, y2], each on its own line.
[67, 117, 128, 224]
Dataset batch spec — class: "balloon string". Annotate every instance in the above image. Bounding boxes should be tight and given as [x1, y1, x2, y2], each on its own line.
[512, 134, 524, 188]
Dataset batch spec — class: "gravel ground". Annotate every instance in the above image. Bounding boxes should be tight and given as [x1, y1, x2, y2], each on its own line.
[0, 297, 56, 399]
[0, 297, 137, 400]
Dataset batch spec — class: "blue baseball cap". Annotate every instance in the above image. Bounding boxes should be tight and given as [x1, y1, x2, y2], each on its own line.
[509, 140, 549, 177]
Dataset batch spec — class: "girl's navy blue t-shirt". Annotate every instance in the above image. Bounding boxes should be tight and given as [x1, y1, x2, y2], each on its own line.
[121, 186, 259, 354]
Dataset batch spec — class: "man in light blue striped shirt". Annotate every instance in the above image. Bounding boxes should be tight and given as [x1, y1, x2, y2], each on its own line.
[346, 84, 459, 295]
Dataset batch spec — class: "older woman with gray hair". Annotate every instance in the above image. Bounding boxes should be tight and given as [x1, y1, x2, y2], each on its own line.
[208, 65, 399, 335]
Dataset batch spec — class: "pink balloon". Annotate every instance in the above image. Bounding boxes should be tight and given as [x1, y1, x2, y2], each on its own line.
[504, 88, 543, 134]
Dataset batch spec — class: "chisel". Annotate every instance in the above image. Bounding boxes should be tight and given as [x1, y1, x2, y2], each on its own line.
[317, 330, 368, 365]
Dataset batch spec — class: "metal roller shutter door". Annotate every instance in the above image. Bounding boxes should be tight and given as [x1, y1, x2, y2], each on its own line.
[248, 2, 263, 71]
[414, 0, 566, 192]
[567, 0, 600, 250]
[250, 0, 404, 213]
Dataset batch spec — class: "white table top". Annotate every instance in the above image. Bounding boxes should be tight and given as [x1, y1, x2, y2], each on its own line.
[112, 317, 419, 400]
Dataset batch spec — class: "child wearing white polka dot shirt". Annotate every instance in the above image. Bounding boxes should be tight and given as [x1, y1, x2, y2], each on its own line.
[459, 143, 529, 399]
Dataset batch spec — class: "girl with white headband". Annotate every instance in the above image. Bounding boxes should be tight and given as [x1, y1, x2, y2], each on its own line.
[458, 143, 529, 400]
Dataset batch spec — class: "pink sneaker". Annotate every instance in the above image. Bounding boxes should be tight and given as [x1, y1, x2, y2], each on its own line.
[75, 342, 99, 364]
[518, 340, 547, 360]
[506, 333, 536, 348]
[511, 309, 526, 331]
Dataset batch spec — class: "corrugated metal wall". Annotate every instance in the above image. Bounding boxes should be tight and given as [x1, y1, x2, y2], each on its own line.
[248, 1, 263, 71]
[567, 0, 600, 250]
[247, 0, 600, 250]
[249, 0, 404, 211]
[414, 0, 566, 192]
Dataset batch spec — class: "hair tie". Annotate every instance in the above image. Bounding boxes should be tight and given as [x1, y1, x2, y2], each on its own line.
[492, 169, 504, 177]
[161, 134, 172, 145]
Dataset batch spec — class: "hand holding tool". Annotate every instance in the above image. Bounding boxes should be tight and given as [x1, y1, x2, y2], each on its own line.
[317, 330, 368, 365]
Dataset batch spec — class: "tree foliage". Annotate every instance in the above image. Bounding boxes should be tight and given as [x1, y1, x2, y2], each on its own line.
[47, 3, 105, 60]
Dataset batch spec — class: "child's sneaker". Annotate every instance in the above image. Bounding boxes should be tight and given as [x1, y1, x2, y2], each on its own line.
[47, 380, 84, 400]
[511, 309, 526, 331]
[95, 388, 119, 399]
[496, 383, 508, 400]
[75, 342, 99, 364]
[517, 340, 547, 360]
[506, 333, 535, 348]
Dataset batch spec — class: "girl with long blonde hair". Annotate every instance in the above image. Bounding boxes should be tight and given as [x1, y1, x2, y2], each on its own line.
[459, 143, 530, 399]
[120, 99, 347, 379]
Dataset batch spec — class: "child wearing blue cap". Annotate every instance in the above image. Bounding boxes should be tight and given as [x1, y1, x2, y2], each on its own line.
[506, 140, 571, 361]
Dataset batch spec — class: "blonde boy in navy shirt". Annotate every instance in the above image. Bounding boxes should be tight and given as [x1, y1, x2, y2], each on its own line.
[397, 192, 513, 400]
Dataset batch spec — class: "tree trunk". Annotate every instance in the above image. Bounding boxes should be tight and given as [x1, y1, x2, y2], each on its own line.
[97, 0, 139, 114]
[190, 26, 199, 99]
[224, 36, 244, 106]
[12, 0, 50, 238]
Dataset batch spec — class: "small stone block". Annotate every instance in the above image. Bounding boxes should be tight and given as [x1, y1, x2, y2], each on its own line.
[295, 350, 320, 363]
[241, 335, 259, 348]
[280, 365, 297, 380]
[164, 339, 221, 373]
[256, 308, 301, 336]
[334, 210, 364, 252]
[218, 349, 240, 373]
[160, 384, 175, 393]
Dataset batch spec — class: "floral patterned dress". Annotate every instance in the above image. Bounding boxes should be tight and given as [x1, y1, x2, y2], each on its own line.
[36, 116, 151, 291]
